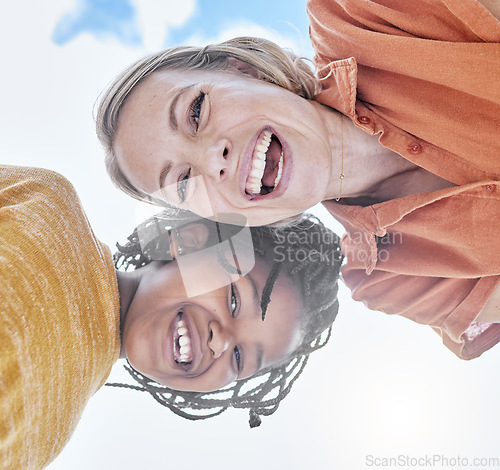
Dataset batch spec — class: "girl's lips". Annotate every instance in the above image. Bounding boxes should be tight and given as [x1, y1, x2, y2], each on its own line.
[165, 309, 202, 374]
[239, 126, 291, 201]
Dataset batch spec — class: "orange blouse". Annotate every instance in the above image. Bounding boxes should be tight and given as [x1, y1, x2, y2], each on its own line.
[307, 0, 500, 359]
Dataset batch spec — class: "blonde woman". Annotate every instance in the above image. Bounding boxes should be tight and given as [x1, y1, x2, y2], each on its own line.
[96, 0, 500, 360]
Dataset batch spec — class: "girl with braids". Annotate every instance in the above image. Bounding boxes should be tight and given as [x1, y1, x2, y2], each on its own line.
[108, 207, 342, 427]
[0, 165, 342, 469]
[96, 0, 500, 360]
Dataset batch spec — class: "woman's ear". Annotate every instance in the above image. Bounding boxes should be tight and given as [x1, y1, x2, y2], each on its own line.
[226, 57, 260, 79]
[169, 223, 210, 258]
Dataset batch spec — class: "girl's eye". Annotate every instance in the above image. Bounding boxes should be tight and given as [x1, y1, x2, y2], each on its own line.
[177, 169, 191, 203]
[233, 345, 242, 373]
[230, 283, 239, 317]
[189, 92, 205, 130]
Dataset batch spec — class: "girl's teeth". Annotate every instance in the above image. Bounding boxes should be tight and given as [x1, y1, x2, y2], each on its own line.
[175, 316, 192, 363]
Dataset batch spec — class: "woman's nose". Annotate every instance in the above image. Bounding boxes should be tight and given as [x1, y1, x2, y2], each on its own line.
[208, 320, 232, 359]
[200, 140, 230, 182]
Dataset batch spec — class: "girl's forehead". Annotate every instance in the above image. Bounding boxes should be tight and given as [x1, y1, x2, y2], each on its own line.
[175, 246, 267, 299]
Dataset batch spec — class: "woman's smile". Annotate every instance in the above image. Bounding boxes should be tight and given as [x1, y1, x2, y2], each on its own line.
[241, 127, 291, 201]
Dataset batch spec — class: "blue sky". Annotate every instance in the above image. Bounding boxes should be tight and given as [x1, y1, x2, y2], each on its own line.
[52, 0, 142, 46]
[52, 0, 310, 48]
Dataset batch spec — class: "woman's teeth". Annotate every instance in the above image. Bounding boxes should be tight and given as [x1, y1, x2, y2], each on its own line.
[245, 129, 283, 195]
[246, 130, 270, 194]
[175, 317, 192, 363]
[275, 154, 283, 187]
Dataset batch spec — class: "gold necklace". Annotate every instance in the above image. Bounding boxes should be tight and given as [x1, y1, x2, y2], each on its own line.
[335, 115, 344, 201]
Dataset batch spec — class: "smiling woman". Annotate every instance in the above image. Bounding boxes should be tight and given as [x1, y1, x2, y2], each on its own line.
[96, 0, 500, 361]
[96, 37, 326, 224]
[112, 64, 333, 223]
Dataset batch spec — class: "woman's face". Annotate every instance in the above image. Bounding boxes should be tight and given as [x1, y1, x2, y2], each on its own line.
[113, 67, 334, 226]
[120, 250, 303, 392]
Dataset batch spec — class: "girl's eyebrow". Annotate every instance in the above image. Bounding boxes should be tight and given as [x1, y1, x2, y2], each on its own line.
[246, 271, 261, 313]
[169, 84, 195, 131]
[246, 272, 264, 376]
[253, 345, 263, 376]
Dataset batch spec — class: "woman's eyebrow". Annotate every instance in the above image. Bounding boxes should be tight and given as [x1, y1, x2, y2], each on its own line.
[169, 84, 195, 131]
[159, 161, 173, 189]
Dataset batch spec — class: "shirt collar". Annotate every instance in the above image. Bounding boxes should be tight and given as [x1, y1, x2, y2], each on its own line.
[315, 57, 358, 119]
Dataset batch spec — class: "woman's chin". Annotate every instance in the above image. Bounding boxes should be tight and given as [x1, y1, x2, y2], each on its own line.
[245, 209, 304, 227]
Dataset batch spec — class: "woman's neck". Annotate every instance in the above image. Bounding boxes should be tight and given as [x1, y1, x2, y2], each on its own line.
[321, 111, 454, 203]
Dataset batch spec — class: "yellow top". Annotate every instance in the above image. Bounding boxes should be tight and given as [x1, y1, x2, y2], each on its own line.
[0, 166, 121, 469]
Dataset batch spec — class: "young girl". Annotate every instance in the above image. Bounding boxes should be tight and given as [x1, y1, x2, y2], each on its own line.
[0, 165, 342, 469]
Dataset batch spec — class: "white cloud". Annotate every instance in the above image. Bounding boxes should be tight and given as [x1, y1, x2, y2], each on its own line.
[131, 0, 196, 51]
[182, 20, 314, 59]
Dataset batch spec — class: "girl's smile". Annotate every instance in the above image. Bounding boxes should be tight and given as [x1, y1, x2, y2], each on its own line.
[117, 247, 302, 392]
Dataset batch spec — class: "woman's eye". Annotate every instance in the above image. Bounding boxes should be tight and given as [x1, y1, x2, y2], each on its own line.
[177, 169, 191, 202]
[233, 345, 242, 373]
[189, 92, 205, 130]
[230, 283, 239, 317]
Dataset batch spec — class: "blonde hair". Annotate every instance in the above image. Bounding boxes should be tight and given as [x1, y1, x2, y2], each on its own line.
[95, 36, 319, 203]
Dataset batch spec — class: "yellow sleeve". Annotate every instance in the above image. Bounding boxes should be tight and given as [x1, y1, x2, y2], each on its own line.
[0, 165, 120, 469]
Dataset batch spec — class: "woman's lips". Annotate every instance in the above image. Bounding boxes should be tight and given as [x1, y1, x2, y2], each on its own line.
[240, 126, 291, 201]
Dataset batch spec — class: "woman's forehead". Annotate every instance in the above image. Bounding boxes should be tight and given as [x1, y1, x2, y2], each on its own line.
[145, 66, 248, 92]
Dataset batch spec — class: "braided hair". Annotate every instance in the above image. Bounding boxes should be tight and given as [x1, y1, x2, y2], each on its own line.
[108, 211, 343, 427]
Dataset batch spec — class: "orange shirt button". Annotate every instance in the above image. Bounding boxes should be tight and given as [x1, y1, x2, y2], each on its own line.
[483, 184, 497, 192]
[407, 142, 422, 155]
[358, 116, 371, 124]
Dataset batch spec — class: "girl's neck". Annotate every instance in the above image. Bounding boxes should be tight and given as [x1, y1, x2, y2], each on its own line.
[116, 269, 141, 358]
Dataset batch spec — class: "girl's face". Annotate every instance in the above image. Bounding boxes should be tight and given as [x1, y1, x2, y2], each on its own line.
[113, 67, 334, 226]
[120, 249, 303, 392]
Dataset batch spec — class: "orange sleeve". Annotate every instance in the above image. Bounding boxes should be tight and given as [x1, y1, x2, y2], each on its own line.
[342, 259, 500, 360]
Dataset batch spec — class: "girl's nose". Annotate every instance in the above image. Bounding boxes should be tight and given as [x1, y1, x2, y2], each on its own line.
[208, 320, 232, 359]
